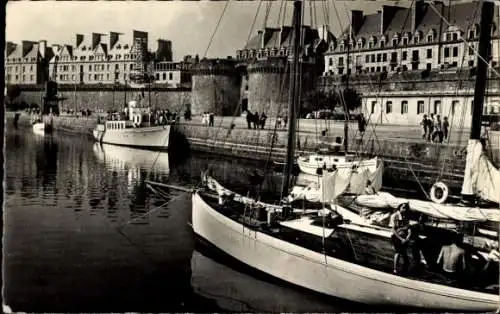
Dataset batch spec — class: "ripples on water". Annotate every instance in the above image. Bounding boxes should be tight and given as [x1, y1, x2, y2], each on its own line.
[4, 126, 360, 312]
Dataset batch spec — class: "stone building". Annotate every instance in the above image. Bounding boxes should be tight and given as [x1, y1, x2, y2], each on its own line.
[236, 25, 333, 116]
[321, 1, 500, 126]
[5, 40, 53, 85]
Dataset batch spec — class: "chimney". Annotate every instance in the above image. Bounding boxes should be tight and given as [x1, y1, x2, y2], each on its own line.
[38, 40, 47, 58]
[21, 41, 36, 57]
[76, 34, 84, 48]
[6, 42, 17, 56]
[110, 32, 121, 49]
[411, 0, 425, 33]
[380, 5, 399, 35]
[92, 33, 102, 50]
[156, 39, 172, 62]
[351, 10, 364, 35]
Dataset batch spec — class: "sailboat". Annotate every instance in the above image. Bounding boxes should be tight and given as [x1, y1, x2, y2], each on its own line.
[148, 1, 499, 310]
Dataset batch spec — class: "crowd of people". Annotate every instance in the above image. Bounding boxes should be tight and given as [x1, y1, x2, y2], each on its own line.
[389, 203, 499, 286]
[245, 110, 269, 129]
[420, 114, 450, 143]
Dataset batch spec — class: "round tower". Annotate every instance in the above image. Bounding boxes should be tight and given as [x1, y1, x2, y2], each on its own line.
[191, 58, 241, 115]
[247, 56, 318, 117]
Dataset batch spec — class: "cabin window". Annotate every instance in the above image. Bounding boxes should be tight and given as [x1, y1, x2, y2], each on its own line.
[401, 101, 408, 114]
[417, 101, 425, 114]
[386, 101, 393, 114]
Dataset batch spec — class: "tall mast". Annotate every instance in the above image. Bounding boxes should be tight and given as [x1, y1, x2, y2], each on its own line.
[461, 0, 494, 201]
[344, 21, 351, 155]
[470, 0, 494, 140]
[282, 0, 302, 196]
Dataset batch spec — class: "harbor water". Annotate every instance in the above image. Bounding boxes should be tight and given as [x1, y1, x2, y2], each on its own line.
[4, 125, 366, 312]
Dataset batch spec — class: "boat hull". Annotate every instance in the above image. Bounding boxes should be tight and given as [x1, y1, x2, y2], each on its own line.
[298, 155, 378, 176]
[92, 124, 171, 150]
[32, 122, 53, 135]
[192, 192, 498, 311]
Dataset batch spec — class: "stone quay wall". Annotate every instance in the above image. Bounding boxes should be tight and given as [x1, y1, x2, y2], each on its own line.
[8, 112, 499, 195]
[176, 123, 500, 194]
[10, 84, 191, 114]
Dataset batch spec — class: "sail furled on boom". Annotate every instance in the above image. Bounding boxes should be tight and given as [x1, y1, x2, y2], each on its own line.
[461, 139, 500, 204]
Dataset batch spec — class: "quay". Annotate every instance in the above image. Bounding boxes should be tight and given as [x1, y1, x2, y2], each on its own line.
[8, 111, 500, 195]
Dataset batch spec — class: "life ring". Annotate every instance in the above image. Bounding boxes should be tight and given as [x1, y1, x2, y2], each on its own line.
[430, 181, 449, 204]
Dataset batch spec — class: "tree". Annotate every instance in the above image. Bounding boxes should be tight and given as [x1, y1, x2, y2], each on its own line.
[341, 88, 362, 112]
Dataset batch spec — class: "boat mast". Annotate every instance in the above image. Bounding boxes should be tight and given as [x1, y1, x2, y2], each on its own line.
[461, 0, 494, 202]
[470, 0, 494, 140]
[344, 20, 351, 156]
[282, 0, 302, 196]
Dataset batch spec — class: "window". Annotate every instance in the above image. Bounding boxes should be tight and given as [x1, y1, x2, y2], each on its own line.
[402, 51, 407, 61]
[452, 47, 458, 57]
[446, 33, 451, 41]
[392, 39, 398, 46]
[417, 101, 425, 114]
[329, 58, 333, 66]
[427, 49, 432, 58]
[382, 66, 387, 72]
[468, 60, 474, 67]
[469, 30, 475, 39]
[469, 45, 475, 55]
[380, 40, 385, 48]
[376, 66, 381, 72]
[382, 54, 387, 62]
[452, 33, 458, 41]
[338, 57, 344, 66]
[386, 101, 393, 114]
[89, 65, 92, 71]
[371, 55, 375, 62]
[30, 75, 34, 81]
[401, 101, 408, 114]
[371, 101, 376, 114]
[163, 73, 166, 80]
[434, 100, 441, 114]
[22, 75, 26, 81]
[368, 42, 373, 49]
[451, 100, 459, 115]
[403, 38, 408, 46]
[444, 47, 450, 58]
[365, 55, 370, 63]
[377, 54, 381, 62]
[169, 73, 173, 80]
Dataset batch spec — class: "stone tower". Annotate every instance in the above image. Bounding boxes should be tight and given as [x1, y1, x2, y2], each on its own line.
[191, 58, 241, 115]
[236, 25, 332, 117]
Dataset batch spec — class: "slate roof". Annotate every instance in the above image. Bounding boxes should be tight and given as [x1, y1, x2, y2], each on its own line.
[244, 26, 330, 50]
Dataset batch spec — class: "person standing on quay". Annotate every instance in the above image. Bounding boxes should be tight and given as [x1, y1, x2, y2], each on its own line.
[420, 114, 428, 140]
[209, 112, 214, 127]
[442, 116, 449, 141]
[427, 114, 435, 142]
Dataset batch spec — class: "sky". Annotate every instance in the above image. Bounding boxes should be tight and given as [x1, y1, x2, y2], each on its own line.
[6, 1, 407, 60]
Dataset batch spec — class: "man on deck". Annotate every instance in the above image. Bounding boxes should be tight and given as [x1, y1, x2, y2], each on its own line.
[390, 203, 411, 274]
[436, 232, 467, 281]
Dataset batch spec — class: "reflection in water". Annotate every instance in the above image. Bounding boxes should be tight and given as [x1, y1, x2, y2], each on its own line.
[191, 243, 354, 312]
[5, 126, 352, 312]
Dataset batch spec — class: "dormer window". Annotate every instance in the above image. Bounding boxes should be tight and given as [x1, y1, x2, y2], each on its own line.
[427, 34, 433, 42]
[116, 44, 121, 49]
[82, 46, 87, 51]
[469, 29, 475, 39]
[339, 43, 345, 51]
[124, 45, 129, 49]
[452, 33, 458, 41]
[392, 38, 398, 46]
[446, 33, 452, 41]
[357, 39, 363, 49]
[402, 37, 408, 46]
